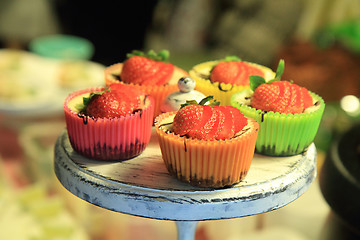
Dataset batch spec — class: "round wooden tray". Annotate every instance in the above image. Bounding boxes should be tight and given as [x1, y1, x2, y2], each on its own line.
[54, 128, 317, 222]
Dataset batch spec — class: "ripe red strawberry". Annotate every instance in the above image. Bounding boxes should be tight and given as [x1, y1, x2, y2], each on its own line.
[251, 80, 313, 114]
[82, 84, 145, 118]
[210, 57, 265, 86]
[227, 106, 247, 133]
[213, 106, 232, 140]
[249, 60, 313, 114]
[172, 104, 204, 136]
[187, 106, 221, 140]
[173, 97, 248, 140]
[215, 106, 248, 139]
[120, 50, 175, 86]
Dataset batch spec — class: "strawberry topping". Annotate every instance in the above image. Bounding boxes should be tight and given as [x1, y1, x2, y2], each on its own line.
[172, 97, 248, 140]
[249, 59, 313, 114]
[173, 105, 204, 136]
[81, 84, 145, 118]
[120, 50, 175, 86]
[214, 106, 234, 140]
[210, 57, 265, 86]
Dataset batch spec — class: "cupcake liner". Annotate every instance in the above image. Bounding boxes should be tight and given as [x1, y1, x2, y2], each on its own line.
[104, 63, 185, 117]
[155, 112, 259, 188]
[231, 92, 325, 156]
[64, 87, 154, 161]
[191, 74, 248, 106]
[190, 61, 275, 106]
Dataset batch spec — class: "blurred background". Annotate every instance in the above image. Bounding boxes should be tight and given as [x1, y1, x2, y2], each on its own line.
[0, 0, 359, 239]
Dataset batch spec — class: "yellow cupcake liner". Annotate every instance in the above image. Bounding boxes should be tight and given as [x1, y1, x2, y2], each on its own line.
[231, 92, 325, 156]
[189, 61, 275, 106]
[154, 112, 259, 188]
[105, 63, 187, 118]
[64, 87, 155, 161]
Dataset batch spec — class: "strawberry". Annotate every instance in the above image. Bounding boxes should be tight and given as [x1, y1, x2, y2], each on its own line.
[172, 104, 204, 136]
[249, 59, 313, 114]
[187, 106, 220, 140]
[79, 84, 145, 118]
[210, 56, 265, 86]
[172, 96, 248, 140]
[120, 50, 175, 86]
[213, 106, 233, 140]
[216, 106, 248, 138]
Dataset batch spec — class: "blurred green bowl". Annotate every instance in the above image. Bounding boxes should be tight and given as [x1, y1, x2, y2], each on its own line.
[29, 34, 94, 60]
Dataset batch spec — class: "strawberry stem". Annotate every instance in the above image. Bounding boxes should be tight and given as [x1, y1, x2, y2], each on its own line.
[249, 75, 266, 91]
[199, 96, 214, 105]
[126, 49, 170, 62]
[75, 87, 110, 113]
[249, 59, 285, 91]
[199, 96, 220, 106]
[180, 100, 198, 108]
[272, 59, 285, 82]
[180, 96, 220, 109]
[222, 56, 241, 62]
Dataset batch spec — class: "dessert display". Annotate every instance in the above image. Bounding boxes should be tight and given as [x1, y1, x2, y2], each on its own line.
[64, 83, 154, 161]
[231, 60, 325, 156]
[0, 49, 55, 108]
[0, 157, 89, 240]
[0, 71, 51, 105]
[104, 50, 188, 117]
[29, 34, 94, 60]
[0, 183, 89, 240]
[0, 49, 105, 116]
[189, 56, 275, 106]
[58, 60, 105, 89]
[160, 76, 206, 113]
[155, 96, 259, 188]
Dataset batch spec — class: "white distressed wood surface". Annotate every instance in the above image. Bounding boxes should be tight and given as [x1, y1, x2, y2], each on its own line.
[54, 128, 317, 221]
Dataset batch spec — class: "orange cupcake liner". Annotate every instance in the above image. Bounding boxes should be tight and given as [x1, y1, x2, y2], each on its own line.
[155, 112, 259, 188]
[64, 87, 154, 161]
[104, 63, 185, 118]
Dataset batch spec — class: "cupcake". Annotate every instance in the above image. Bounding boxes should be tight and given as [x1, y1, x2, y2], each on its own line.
[64, 83, 154, 161]
[155, 96, 259, 188]
[231, 60, 325, 156]
[104, 50, 188, 117]
[189, 56, 275, 106]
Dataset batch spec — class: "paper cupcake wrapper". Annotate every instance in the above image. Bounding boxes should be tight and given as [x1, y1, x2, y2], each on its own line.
[64, 87, 154, 161]
[189, 61, 275, 106]
[190, 73, 248, 106]
[155, 112, 259, 188]
[231, 92, 325, 156]
[105, 63, 184, 117]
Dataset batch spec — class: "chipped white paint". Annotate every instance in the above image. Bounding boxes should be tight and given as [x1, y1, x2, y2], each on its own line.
[54, 128, 317, 240]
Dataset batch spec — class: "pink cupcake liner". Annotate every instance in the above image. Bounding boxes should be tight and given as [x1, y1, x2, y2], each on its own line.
[64, 87, 154, 161]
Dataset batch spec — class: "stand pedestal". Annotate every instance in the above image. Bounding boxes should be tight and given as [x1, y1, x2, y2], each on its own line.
[54, 129, 317, 240]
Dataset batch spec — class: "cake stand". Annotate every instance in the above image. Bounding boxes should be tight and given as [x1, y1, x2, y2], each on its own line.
[54, 129, 317, 240]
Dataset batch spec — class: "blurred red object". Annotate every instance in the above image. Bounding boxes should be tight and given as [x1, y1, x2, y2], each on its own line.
[0, 124, 29, 187]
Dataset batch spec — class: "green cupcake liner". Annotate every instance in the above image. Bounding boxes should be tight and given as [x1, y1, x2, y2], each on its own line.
[231, 92, 325, 156]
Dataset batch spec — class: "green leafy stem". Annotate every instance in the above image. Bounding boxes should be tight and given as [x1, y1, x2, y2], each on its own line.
[75, 86, 110, 113]
[126, 49, 170, 62]
[180, 96, 220, 109]
[249, 59, 285, 91]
